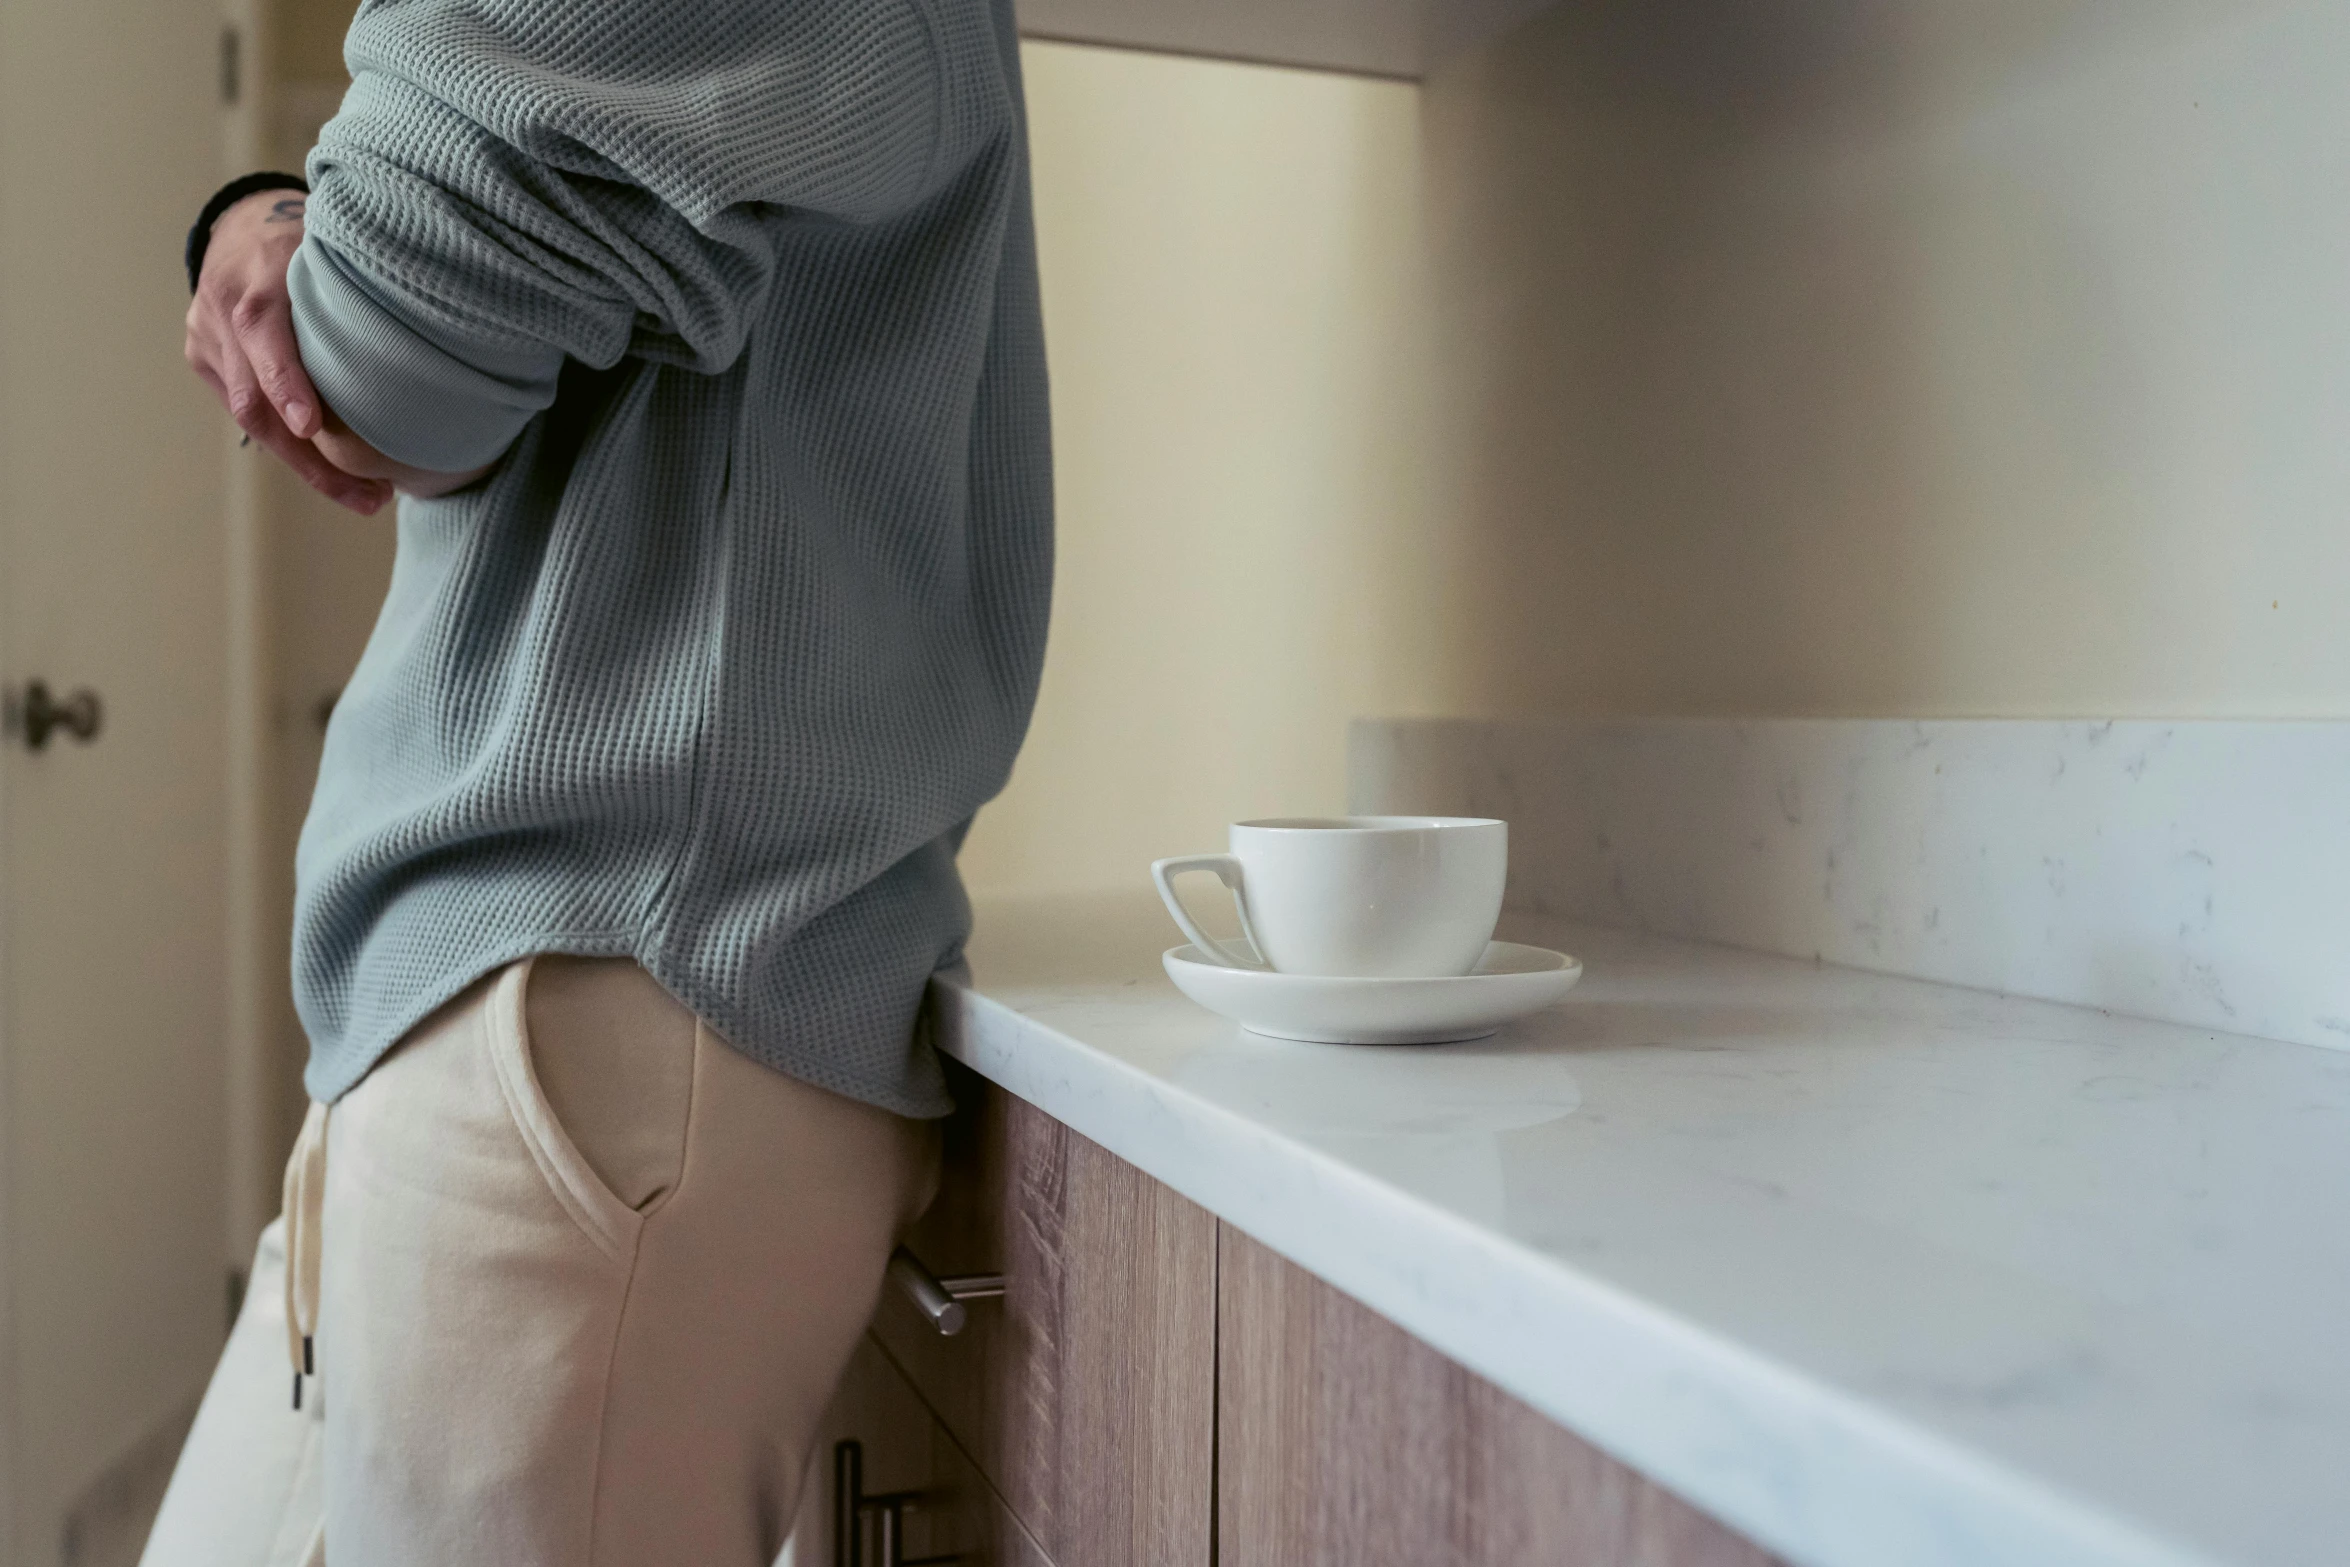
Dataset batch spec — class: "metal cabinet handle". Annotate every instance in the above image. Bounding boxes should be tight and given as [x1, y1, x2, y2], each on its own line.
[833, 1440, 961, 1567]
[7, 680, 102, 752]
[886, 1246, 1003, 1337]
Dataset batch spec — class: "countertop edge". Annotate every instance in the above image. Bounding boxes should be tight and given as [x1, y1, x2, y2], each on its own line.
[930, 973, 2220, 1567]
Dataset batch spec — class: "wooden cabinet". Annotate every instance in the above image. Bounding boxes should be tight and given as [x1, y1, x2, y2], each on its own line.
[866, 1076, 1217, 1567]
[831, 1080, 1774, 1566]
[1216, 1228, 1783, 1567]
[792, 1337, 1052, 1567]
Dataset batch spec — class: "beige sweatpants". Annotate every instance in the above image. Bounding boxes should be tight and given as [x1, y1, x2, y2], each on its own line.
[142, 956, 937, 1567]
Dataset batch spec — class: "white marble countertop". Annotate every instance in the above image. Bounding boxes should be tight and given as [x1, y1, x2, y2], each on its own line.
[933, 892, 2350, 1567]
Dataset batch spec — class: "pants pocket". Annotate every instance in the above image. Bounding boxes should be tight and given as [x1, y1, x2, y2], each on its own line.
[482, 959, 649, 1264]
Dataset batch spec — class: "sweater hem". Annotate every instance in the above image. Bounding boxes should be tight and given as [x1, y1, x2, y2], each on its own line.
[302, 928, 958, 1122]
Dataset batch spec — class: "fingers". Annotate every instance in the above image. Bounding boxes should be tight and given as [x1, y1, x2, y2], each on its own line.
[185, 245, 389, 515]
[186, 312, 235, 416]
[227, 291, 323, 440]
[260, 407, 393, 515]
[207, 331, 389, 514]
[280, 418, 394, 513]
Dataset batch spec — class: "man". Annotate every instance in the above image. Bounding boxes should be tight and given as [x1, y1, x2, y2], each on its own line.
[149, 0, 1050, 1560]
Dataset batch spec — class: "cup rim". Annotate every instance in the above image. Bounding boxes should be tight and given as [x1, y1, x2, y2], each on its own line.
[1233, 815, 1503, 834]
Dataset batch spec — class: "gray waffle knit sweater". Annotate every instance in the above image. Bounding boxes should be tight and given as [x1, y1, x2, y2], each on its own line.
[283, 0, 1050, 1115]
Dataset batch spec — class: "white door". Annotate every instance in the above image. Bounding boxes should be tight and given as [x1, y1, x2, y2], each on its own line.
[0, 0, 233, 1554]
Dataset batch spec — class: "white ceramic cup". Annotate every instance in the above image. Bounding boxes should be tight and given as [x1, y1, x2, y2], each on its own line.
[1150, 817, 1508, 976]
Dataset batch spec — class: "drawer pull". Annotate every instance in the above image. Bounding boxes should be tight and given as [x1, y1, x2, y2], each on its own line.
[886, 1246, 1004, 1337]
[833, 1439, 961, 1567]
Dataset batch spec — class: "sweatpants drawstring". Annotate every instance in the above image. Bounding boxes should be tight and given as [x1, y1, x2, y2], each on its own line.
[284, 1099, 329, 1409]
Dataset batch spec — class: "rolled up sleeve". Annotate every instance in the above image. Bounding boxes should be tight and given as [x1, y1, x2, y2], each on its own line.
[286, 0, 1005, 472]
[288, 234, 563, 473]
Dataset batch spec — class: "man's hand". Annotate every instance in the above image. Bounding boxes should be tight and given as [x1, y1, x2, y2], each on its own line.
[185, 190, 393, 514]
[311, 412, 495, 500]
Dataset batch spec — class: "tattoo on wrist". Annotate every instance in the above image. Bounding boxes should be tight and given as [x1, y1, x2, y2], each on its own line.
[264, 197, 306, 223]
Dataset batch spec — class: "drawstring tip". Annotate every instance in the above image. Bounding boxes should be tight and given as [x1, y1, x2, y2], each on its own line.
[303, 1335, 314, 1376]
[292, 1371, 303, 1411]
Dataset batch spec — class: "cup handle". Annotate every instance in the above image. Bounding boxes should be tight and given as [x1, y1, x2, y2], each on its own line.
[1150, 854, 1268, 970]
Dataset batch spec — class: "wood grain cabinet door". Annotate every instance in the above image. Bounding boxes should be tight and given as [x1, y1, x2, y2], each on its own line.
[787, 1337, 1052, 1567]
[868, 1078, 1217, 1567]
[1217, 1227, 1786, 1567]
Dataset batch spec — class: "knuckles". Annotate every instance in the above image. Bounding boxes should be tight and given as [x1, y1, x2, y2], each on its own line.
[228, 294, 276, 333]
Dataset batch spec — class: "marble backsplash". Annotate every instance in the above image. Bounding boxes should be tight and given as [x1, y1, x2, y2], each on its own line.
[1350, 717, 2349, 1054]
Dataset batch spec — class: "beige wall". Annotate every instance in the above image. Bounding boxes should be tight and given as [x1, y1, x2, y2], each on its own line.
[973, 6, 2350, 899]
[1419, 0, 2350, 720]
[273, 0, 349, 81]
[958, 43, 1433, 897]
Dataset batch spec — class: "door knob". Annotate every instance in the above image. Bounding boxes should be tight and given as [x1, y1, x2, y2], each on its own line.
[7, 681, 103, 751]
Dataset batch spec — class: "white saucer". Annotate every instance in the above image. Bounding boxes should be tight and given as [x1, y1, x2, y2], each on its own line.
[1162, 941, 1582, 1045]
